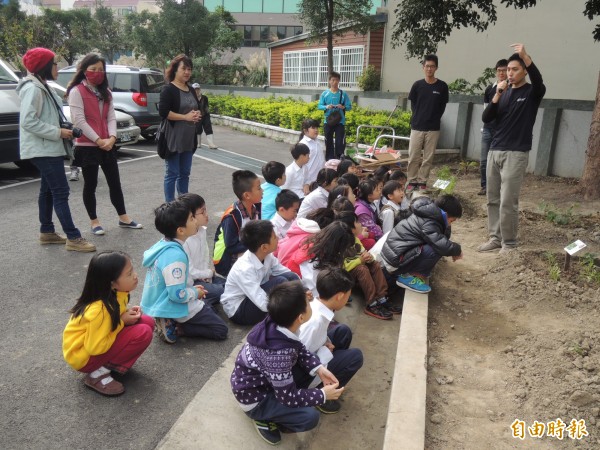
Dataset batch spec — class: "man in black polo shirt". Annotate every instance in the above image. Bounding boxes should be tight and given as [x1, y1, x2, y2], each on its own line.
[479, 59, 508, 196]
[478, 44, 546, 254]
[406, 54, 449, 194]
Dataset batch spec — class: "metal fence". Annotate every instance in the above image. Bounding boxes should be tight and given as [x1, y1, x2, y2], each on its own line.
[283, 46, 365, 88]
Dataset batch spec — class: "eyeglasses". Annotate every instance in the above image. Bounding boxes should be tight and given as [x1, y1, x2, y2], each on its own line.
[424, 65, 437, 69]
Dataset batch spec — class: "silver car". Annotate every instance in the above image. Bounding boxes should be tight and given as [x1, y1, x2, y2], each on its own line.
[57, 65, 164, 140]
[47, 81, 141, 148]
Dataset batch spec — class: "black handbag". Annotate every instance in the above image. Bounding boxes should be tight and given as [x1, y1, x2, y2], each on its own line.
[156, 119, 169, 159]
[326, 89, 344, 126]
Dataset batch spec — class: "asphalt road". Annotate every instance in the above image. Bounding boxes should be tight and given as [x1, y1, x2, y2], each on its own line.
[0, 127, 292, 449]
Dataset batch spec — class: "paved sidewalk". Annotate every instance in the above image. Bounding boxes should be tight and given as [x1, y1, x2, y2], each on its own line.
[156, 295, 400, 449]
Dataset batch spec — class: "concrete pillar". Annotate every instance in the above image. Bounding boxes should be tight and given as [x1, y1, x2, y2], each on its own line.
[455, 101, 473, 158]
[534, 108, 562, 176]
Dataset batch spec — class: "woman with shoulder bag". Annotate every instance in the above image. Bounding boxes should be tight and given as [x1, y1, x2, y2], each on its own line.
[67, 53, 142, 236]
[16, 47, 96, 252]
[159, 54, 201, 202]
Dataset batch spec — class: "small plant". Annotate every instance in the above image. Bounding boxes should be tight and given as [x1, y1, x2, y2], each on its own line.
[544, 251, 561, 282]
[571, 342, 586, 356]
[434, 165, 457, 194]
[357, 65, 381, 91]
[459, 160, 479, 174]
[538, 201, 577, 226]
[580, 253, 600, 284]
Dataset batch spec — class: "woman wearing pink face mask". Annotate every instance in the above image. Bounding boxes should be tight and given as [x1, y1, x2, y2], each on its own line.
[67, 53, 142, 236]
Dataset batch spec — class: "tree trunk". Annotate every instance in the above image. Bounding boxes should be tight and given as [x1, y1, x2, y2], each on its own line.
[580, 71, 600, 200]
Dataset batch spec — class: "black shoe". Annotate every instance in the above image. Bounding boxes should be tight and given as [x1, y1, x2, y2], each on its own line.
[316, 399, 341, 414]
[253, 420, 281, 445]
[364, 303, 393, 320]
[381, 301, 403, 315]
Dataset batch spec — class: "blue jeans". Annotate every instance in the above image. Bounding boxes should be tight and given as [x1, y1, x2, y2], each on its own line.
[480, 128, 494, 189]
[164, 151, 194, 202]
[31, 156, 81, 240]
[230, 272, 300, 326]
[403, 244, 441, 278]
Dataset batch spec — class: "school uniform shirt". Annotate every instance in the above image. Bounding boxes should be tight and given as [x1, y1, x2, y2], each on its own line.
[63, 291, 129, 370]
[183, 226, 214, 281]
[220, 250, 295, 318]
[300, 135, 325, 185]
[297, 186, 328, 219]
[271, 212, 292, 240]
[298, 299, 335, 366]
[281, 160, 308, 198]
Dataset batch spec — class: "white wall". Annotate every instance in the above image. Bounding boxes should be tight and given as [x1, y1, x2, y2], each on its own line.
[382, 0, 599, 101]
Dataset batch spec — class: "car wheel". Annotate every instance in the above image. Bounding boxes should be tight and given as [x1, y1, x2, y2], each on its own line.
[142, 132, 156, 141]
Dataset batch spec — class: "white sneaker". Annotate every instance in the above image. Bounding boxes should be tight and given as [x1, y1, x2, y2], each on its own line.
[69, 166, 80, 181]
[206, 134, 218, 149]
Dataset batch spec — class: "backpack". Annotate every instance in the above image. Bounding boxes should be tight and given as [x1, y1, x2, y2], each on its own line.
[212, 204, 241, 265]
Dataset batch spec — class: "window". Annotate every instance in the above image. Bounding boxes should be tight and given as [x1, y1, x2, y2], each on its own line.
[263, 0, 283, 13]
[243, 0, 262, 12]
[223, 0, 243, 12]
[203, 0, 222, 11]
[237, 24, 302, 47]
[283, 0, 299, 13]
[112, 74, 139, 93]
[283, 46, 365, 88]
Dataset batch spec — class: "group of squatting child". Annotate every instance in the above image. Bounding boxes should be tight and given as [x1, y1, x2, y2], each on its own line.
[61, 118, 463, 445]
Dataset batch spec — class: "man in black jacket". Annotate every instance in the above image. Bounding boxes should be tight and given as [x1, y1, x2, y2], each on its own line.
[478, 44, 545, 254]
[380, 195, 463, 294]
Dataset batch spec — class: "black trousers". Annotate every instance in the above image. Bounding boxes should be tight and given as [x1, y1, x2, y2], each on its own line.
[81, 160, 127, 220]
[324, 122, 346, 160]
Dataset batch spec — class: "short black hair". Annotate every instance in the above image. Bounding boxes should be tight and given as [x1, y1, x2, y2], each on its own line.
[305, 207, 335, 229]
[291, 143, 310, 160]
[329, 71, 341, 80]
[262, 161, 286, 184]
[389, 170, 407, 182]
[337, 158, 357, 177]
[334, 210, 358, 230]
[495, 58, 508, 69]
[178, 193, 205, 213]
[508, 53, 526, 70]
[268, 281, 308, 328]
[154, 200, 191, 239]
[275, 189, 300, 210]
[435, 194, 463, 219]
[340, 172, 359, 190]
[239, 220, 274, 253]
[300, 118, 320, 135]
[316, 267, 354, 300]
[383, 180, 403, 200]
[232, 170, 259, 200]
[423, 54, 438, 66]
[316, 168, 338, 187]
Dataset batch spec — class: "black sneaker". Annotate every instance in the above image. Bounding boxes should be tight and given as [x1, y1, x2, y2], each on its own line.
[316, 399, 341, 414]
[381, 301, 403, 315]
[364, 303, 393, 320]
[253, 420, 281, 445]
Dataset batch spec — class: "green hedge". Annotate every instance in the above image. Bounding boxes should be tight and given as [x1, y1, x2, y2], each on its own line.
[207, 94, 411, 147]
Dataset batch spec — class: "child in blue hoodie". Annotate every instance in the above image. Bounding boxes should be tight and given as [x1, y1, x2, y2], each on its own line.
[230, 281, 344, 445]
[141, 200, 228, 344]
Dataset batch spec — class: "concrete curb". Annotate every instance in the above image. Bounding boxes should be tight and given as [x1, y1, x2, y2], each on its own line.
[383, 290, 429, 450]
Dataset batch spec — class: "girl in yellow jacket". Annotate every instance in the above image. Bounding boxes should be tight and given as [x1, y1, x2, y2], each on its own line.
[63, 251, 154, 396]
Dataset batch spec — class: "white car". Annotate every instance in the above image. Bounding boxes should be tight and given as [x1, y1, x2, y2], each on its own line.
[48, 81, 141, 148]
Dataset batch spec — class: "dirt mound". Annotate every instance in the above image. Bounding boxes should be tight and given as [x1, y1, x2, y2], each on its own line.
[425, 169, 600, 449]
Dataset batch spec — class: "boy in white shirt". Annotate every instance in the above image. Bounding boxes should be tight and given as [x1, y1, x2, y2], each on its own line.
[221, 220, 299, 326]
[179, 193, 225, 306]
[281, 143, 310, 198]
[296, 267, 363, 413]
[270, 189, 300, 240]
[379, 180, 409, 234]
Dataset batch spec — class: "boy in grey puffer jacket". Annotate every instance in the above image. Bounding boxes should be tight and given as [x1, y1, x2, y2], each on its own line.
[380, 195, 463, 293]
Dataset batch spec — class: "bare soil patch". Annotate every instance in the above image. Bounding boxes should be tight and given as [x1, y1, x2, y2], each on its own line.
[424, 167, 600, 449]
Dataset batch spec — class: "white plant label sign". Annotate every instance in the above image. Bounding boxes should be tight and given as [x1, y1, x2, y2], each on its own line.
[564, 240, 587, 256]
[433, 179, 451, 190]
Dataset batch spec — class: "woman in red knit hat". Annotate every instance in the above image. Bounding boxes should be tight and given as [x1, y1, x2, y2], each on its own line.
[16, 47, 96, 252]
[66, 53, 142, 236]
